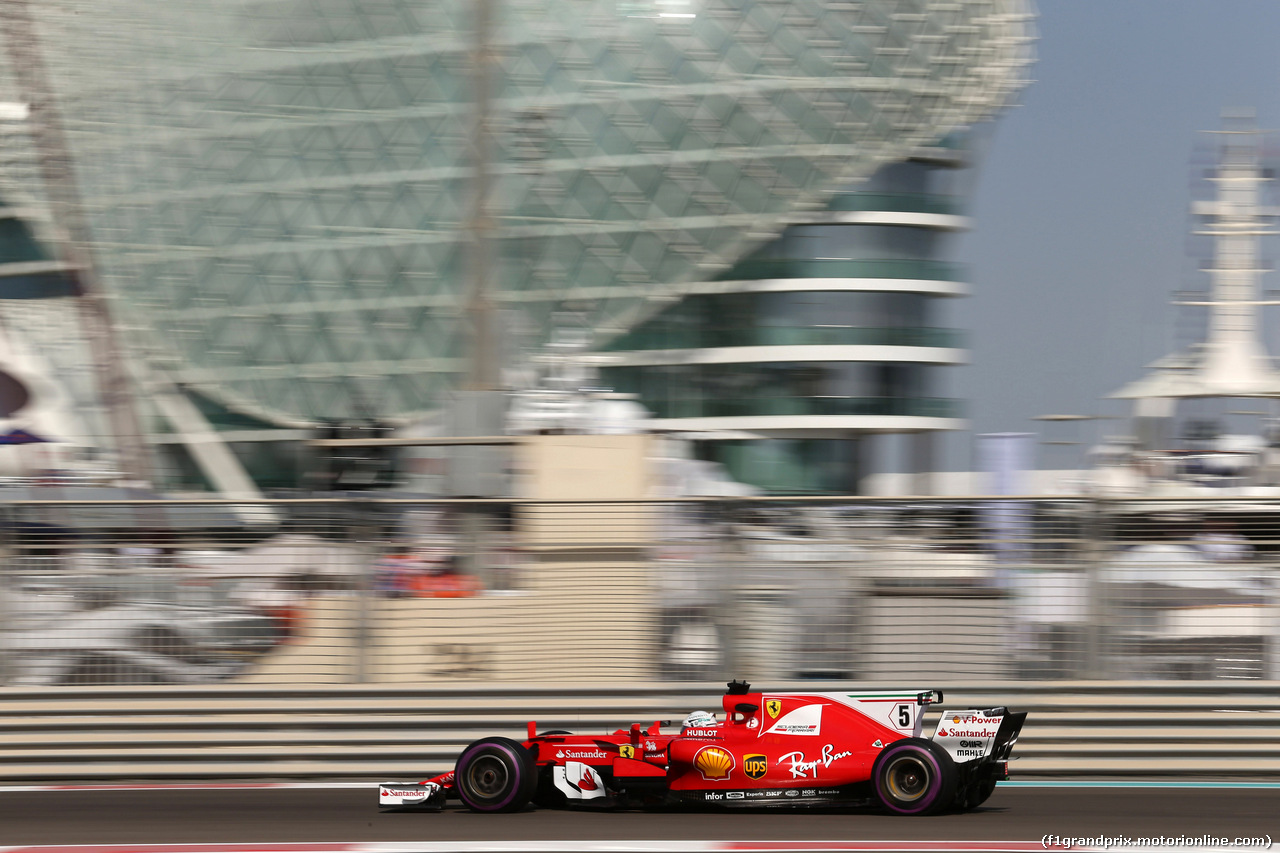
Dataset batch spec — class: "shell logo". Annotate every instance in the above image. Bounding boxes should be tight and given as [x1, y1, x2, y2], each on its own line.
[693, 745, 735, 781]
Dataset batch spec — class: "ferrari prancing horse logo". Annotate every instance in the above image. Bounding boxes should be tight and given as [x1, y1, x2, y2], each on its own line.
[766, 699, 782, 719]
[619, 744, 636, 759]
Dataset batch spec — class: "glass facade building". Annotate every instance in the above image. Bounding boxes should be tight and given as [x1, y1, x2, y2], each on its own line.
[0, 0, 1033, 491]
[601, 145, 975, 491]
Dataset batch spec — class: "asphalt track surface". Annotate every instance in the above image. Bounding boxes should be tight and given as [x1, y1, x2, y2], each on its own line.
[0, 785, 1276, 848]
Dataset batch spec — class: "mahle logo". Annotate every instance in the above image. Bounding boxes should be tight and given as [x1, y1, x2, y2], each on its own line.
[744, 754, 767, 780]
[766, 699, 782, 719]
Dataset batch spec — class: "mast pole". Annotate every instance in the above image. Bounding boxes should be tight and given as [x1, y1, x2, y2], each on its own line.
[0, 1, 152, 484]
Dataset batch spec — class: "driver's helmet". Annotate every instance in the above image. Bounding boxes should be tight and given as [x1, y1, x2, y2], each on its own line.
[681, 710, 717, 729]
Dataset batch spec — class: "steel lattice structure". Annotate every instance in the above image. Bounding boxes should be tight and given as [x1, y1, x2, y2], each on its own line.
[0, 0, 1033, 428]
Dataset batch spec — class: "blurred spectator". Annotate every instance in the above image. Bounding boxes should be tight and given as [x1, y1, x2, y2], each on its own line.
[373, 552, 418, 597]
[404, 554, 483, 598]
[373, 551, 483, 598]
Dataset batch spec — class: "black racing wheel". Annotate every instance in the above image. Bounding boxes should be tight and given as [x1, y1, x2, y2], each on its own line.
[454, 737, 538, 813]
[872, 738, 957, 816]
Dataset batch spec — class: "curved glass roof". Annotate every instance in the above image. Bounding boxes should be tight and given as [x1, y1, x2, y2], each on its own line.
[2, 0, 1034, 426]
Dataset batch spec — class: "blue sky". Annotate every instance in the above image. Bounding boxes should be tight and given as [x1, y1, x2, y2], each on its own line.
[950, 1, 1280, 469]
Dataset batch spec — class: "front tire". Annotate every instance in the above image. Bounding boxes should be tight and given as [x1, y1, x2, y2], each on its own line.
[872, 738, 957, 816]
[454, 737, 537, 813]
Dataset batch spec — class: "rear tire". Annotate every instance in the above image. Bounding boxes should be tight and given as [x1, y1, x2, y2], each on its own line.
[872, 738, 957, 816]
[454, 737, 537, 813]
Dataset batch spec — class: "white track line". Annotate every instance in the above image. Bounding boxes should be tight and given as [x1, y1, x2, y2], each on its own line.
[0, 843, 1071, 853]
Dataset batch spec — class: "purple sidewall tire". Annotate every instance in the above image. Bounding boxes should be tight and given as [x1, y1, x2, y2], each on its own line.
[873, 741, 945, 816]
[455, 739, 530, 813]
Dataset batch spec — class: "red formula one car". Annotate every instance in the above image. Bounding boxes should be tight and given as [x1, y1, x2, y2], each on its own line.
[379, 681, 1026, 816]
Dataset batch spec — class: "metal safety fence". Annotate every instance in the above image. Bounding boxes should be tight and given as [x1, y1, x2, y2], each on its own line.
[0, 496, 1277, 687]
[5, 681, 1280, 780]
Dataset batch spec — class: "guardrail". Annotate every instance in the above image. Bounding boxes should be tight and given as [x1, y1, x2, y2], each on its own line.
[2, 682, 1278, 781]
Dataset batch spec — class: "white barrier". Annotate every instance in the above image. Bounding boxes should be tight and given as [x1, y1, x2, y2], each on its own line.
[2, 681, 1279, 781]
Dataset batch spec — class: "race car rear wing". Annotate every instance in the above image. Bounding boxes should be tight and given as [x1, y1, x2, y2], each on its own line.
[930, 707, 1026, 765]
[990, 710, 1027, 762]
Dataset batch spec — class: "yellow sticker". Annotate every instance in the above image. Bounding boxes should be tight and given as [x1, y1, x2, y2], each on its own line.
[766, 699, 782, 719]
[619, 744, 635, 759]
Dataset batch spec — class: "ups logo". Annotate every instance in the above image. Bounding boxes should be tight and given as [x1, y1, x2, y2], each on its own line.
[765, 699, 782, 719]
[744, 754, 767, 780]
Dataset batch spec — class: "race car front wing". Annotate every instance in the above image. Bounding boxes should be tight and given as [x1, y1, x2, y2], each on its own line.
[378, 781, 447, 811]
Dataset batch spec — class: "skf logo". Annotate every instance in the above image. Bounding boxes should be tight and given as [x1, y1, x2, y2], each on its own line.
[766, 699, 782, 719]
[619, 744, 636, 759]
[744, 754, 767, 780]
[693, 745, 735, 781]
